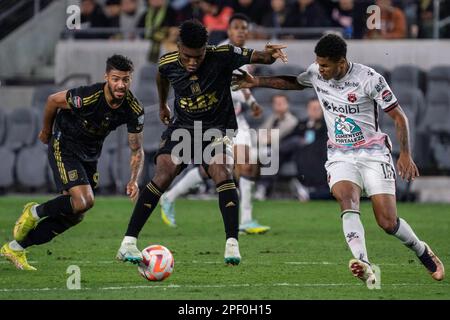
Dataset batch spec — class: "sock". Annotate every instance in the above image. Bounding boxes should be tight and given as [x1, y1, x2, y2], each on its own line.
[9, 240, 24, 251]
[342, 210, 370, 264]
[122, 236, 137, 245]
[165, 167, 203, 203]
[217, 180, 240, 240]
[35, 195, 73, 218]
[125, 181, 163, 238]
[239, 176, 254, 225]
[390, 217, 426, 256]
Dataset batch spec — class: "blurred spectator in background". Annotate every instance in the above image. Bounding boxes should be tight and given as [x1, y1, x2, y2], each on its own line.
[284, 0, 331, 39]
[232, 0, 271, 26]
[172, 0, 205, 24]
[330, 0, 354, 38]
[289, 98, 328, 201]
[120, 0, 145, 39]
[200, 0, 234, 44]
[261, 0, 289, 29]
[78, 0, 110, 38]
[104, 0, 121, 28]
[365, 0, 407, 39]
[137, 0, 178, 62]
[255, 94, 298, 200]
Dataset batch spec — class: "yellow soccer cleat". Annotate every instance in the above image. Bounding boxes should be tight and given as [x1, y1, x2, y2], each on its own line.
[13, 202, 39, 242]
[239, 220, 270, 235]
[1, 243, 37, 271]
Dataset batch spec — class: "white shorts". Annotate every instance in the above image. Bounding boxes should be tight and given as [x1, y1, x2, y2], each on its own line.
[233, 116, 252, 147]
[325, 154, 396, 197]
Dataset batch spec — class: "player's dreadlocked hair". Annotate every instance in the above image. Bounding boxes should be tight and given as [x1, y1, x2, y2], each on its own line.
[106, 54, 134, 73]
[314, 33, 347, 62]
[179, 19, 208, 49]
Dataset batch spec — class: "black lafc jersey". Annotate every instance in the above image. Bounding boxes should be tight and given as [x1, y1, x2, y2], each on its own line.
[158, 44, 254, 131]
[54, 82, 144, 161]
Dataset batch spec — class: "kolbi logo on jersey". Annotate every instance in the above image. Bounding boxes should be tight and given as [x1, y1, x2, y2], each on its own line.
[382, 90, 393, 102]
[322, 99, 360, 114]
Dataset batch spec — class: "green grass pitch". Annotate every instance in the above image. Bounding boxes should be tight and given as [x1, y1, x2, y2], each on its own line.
[0, 196, 448, 300]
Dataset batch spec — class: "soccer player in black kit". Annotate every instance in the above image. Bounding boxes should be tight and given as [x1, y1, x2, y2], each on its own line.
[116, 20, 287, 265]
[1, 55, 145, 271]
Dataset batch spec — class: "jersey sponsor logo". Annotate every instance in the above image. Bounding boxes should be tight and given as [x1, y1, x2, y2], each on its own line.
[334, 115, 366, 147]
[344, 81, 359, 88]
[375, 77, 386, 93]
[322, 99, 360, 114]
[73, 96, 82, 108]
[347, 93, 357, 103]
[137, 115, 144, 125]
[233, 46, 242, 55]
[179, 91, 219, 112]
[316, 86, 329, 94]
[382, 90, 393, 102]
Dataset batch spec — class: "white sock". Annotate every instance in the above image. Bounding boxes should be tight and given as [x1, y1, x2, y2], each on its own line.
[392, 218, 426, 256]
[122, 236, 137, 245]
[9, 240, 24, 251]
[239, 176, 254, 225]
[342, 210, 370, 264]
[31, 204, 40, 220]
[165, 167, 203, 203]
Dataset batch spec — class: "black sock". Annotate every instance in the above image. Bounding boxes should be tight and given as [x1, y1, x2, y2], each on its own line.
[18, 213, 84, 248]
[125, 181, 163, 238]
[216, 180, 239, 240]
[36, 195, 73, 218]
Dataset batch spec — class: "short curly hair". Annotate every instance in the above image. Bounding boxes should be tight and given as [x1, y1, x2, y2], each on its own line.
[314, 33, 347, 62]
[106, 54, 134, 73]
[179, 19, 208, 49]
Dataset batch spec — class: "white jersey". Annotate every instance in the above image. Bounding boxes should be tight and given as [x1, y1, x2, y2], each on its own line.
[297, 62, 398, 160]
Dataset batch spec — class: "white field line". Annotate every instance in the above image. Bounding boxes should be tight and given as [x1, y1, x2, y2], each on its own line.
[0, 282, 447, 293]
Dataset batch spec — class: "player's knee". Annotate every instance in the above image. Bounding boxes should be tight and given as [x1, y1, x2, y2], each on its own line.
[334, 192, 360, 210]
[379, 216, 398, 234]
[209, 164, 233, 183]
[71, 194, 95, 214]
[238, 163, 253, 177]
[152, 171, 176, 191]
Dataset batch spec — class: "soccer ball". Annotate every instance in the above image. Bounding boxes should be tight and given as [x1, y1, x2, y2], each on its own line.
[138, 245, 174, 281]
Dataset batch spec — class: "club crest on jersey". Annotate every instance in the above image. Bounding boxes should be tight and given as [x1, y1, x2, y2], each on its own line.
[190, 82, 201, 95]
[73, 96, 82, 108]
[347, 93, 357, 103]
[382, 90, 393, 102]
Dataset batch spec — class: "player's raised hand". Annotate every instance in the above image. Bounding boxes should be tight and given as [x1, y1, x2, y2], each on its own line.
[264, 42, 288, 63]
[231, 68, 257, 91]
[38, 129, 51, 144]
[126, 180, 139, 202]
[160, 104, 171, 125]
[397, 153, 420, 181]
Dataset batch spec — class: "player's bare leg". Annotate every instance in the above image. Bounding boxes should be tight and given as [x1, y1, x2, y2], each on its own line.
[208, 152, 241, 265]
[117, 154, 181, 263]
[372, 194, 444, 281]
[332, 181, 376, 287]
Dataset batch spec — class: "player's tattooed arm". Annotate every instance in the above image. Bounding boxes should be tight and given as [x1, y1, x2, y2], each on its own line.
[232, 69, 305, 91]
[251, 43, 288, 64]
[127, 132, 144, 201]
[388, 106, 419, 181]
[39, 90, 70, 144]
[156, 71, 171, 125]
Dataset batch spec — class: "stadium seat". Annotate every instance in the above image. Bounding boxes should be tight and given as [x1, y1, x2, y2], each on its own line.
[15, 144, 48, 189]
[97, 149, 114, 193]
[103, 125, 128, 153]
[143, 113, 166, 153]
[430, 134, 450, 170]
[0, 108, 6, 146]
[135, 83, 159, 107]
[368, 64, 390, 84]
[390, 65, 425, 92]
[31, 85, 59, 110]
[421, 87, 450, 133]
[273, 64, 305, 76]
[391, 86, 423, 125]
[138, 63, 158, 83]
[0, 147, 16, 189]
[111, 146, 134, 193]
[4, 108, 39, 151]
[426, 65, 450, 92]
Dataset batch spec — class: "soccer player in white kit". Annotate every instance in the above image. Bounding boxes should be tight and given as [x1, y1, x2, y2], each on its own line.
[232, 34, 444, 286]
[159, 13, 270, 234]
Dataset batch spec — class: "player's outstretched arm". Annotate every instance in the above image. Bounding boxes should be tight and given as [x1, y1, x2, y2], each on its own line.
[127, 132, 144, 202]
[156, 71, 171, 125]
[232, 69, 306, 91]
[387, 106, 420, 181]
[250, 43, 288, 64]
[39, 90, 70, 144]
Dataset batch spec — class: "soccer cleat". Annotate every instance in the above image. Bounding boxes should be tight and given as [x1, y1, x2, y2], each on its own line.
[1, 243, 36, 271]
[349, 258, 377, 288]
[116, 242, 143, 264]
[224, 238, 241, 265]
[418, 242, 445, 281]
[160, 194, 177, 227]
[239, 220, 270, 235]
[13, 202, 39, 242]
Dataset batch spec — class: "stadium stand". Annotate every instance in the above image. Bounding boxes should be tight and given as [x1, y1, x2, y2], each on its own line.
[3, 108, 39, 151]
[15, 144, 48, 190]
[0, 147, 15, 191]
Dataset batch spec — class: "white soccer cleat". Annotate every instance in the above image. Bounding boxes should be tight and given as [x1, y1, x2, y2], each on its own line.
[349, 258, 377, 289]
[116, 242, 143, 264]
[224, 238, 241, 266]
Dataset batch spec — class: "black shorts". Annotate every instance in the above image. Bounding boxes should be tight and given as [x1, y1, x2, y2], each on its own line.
[48, 136, 99, 192]
[154, 126, 234, 175]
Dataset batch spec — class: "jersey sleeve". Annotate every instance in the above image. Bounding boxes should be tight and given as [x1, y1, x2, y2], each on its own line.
[365, 71, 399, 112]
[296, 64, 315, 88]
[65, 85, 99, 111]
[223, 44, 254, 71]
[127, 99, 145, 134]
[158, 51, 178, 77]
